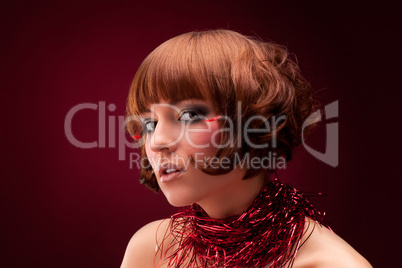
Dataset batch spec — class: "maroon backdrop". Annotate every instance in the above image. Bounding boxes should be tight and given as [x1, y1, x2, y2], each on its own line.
[1, 0, 399, 267]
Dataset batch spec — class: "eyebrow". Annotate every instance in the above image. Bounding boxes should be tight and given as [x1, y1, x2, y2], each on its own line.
[142, 99, 206, 113]
[142, 101, 175, 113]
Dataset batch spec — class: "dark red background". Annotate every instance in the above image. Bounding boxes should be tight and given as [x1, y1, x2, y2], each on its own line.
[1, 0, 399, 267]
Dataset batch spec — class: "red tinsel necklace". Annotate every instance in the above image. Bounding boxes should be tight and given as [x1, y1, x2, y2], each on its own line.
[159, 179, 327, 268]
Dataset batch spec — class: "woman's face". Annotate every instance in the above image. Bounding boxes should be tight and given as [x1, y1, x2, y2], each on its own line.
[142, 99, 245, 207]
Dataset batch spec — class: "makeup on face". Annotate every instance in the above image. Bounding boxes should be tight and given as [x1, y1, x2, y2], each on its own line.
[133, 100, 220, 140]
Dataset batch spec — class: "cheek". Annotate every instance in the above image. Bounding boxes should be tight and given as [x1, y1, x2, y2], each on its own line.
[144, 141, 156, 169]
[186, 122, 221, 153]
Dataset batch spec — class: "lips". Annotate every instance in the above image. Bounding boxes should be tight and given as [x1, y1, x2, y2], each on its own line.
[158, 163, 186, 183]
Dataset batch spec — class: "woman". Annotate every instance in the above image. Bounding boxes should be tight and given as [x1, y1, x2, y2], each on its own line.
[121, 30, 371, 267]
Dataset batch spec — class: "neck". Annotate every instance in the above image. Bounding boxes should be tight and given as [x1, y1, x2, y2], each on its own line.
[197, 172, 266, 219]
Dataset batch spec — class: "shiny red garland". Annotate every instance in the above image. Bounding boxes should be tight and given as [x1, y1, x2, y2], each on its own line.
[159, 179, 328, 268]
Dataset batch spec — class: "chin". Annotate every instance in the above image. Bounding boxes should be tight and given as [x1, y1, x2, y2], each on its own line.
[162, 190, 196, 207]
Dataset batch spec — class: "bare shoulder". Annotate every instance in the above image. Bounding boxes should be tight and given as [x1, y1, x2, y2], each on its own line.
[121, 219, 171, 268]
[293, 218, 372, 268]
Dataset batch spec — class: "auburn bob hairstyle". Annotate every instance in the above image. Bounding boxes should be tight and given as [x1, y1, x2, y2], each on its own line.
[126, 29, 316, 192]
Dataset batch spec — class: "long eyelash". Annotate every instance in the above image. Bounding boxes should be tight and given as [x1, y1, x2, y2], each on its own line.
[204, 115, 221, 122]
[141, 119, 156, 135]
[132, 134, 142, 140]
[179, 109, 208, 121]
[132, 120, 153, 140]
[132, 107, 213, 140]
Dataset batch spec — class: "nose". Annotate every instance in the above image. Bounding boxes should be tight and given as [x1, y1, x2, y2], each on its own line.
[148, 119, 181, 153]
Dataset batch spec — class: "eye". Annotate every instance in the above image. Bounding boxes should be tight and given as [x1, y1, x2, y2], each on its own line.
[179, 110, 206, 122]
[142, 119, 157, 133]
